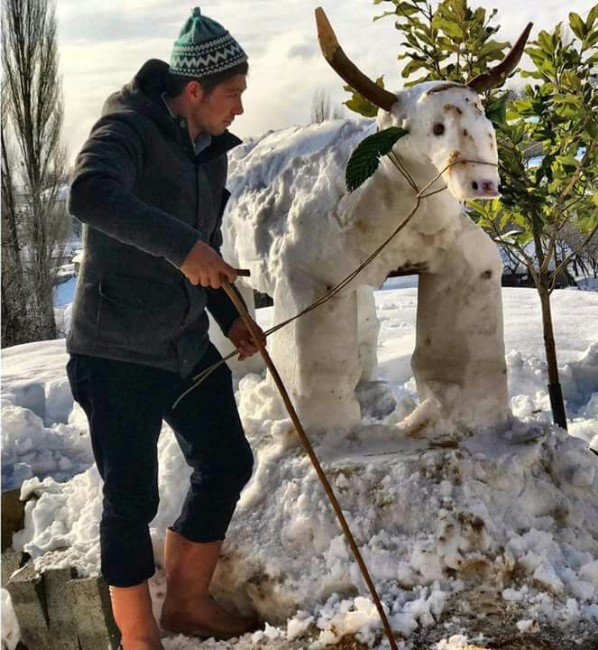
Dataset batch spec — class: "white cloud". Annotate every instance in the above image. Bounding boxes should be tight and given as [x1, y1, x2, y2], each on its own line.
[57, 0, 596, 164]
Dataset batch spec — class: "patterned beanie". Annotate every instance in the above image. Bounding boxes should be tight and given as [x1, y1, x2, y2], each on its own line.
[169, 7, 247, 78]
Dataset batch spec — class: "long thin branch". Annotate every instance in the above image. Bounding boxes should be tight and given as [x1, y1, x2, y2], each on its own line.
[489, 219, 539, 285]
[556, 140, 597, 210]
[550, 222, 598, 293]
[542, 188, 591, 276]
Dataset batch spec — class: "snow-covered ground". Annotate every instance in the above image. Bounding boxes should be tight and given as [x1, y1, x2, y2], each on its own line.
[2, 285, 597, 649]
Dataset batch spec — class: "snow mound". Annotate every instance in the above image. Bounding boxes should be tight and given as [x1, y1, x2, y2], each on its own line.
[1, 402, 93, 491]
[506, 343, 598, 451]
[2, 288, 597, 647]
[1, 340, 93, 490]
[13, 373, 598, 646]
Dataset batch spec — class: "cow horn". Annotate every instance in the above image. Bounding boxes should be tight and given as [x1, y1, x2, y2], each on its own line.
[315, 7, 397, 112]
[467, 23, 533, 93]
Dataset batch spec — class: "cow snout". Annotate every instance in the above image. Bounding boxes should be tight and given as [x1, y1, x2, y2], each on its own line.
[471, 179, 499, 197]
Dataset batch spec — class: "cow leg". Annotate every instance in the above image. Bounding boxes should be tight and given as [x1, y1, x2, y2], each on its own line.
[352, 286, 398, 421]
[356, 286, 380, 383]
[408, 216, 508, 432]
[269, 277, 361, 432]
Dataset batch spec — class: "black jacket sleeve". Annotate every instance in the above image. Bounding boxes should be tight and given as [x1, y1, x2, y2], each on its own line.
[68, 117, 203, 268]
[205, 189, 248, 336]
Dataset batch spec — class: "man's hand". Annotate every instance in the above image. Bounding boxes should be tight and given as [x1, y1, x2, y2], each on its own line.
[227, 316, 267, 360]
[180, 239, 237, 288]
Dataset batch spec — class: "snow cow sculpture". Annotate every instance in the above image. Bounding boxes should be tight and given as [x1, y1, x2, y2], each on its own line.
[222, 9, 533, 434]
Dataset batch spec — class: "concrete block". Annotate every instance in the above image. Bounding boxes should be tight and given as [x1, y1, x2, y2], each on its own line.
[43, 568, 79, 649]
[5, 562, 50, 649]
[1, 489, 26, 552]
[1, 548, 24, 588]
[69, 576, 120, 649]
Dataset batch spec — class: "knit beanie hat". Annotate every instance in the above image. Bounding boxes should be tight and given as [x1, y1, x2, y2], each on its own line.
[169, 7, 247, 78]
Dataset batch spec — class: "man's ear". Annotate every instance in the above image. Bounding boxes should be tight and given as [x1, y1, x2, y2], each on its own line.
[187, 80, 204, 102]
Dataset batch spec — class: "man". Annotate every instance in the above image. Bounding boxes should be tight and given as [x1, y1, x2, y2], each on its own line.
[66, 7, 265, 648]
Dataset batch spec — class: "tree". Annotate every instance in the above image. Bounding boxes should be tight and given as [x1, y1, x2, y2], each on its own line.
[376, 0, 510, 87]
[469, 10, 597, 430]
[1, 82, 30, 346]
[344, 0, 512, 117]
[311, 89, 345, 123]
[1, 0, 70, 346]
[344, 0, 597, 430]
[569, 228, 598, 281]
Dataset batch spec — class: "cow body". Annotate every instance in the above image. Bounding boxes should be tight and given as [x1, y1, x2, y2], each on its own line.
[221, 82, 508, 433]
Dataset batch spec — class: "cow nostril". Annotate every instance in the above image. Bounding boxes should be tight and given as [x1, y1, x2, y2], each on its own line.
[471, 181, 479, 190]
[481, 180, 495, 192]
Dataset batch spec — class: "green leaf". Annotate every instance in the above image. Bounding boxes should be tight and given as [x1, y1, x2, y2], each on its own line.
[342, 76, 386, 118]
[582, 30, 598, 49]
[538, 31, 555, 55]
[502, 228, 526, 239]
[433, 16, 464, 39]
[485, 92, 509, 126]
[393, 1, 421, 14]
[343, 96, 379, 118]
[401, 59, 426, 77]
[346, 127, 409, 192]
[373, 10, 399, 22]
[569, 12, 587, 40]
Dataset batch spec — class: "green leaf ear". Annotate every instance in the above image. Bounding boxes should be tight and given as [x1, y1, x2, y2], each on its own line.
[345, 127, 409, 192]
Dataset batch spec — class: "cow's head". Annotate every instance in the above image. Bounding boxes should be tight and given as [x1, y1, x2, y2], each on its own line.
[315, 7, 532, 202]
[379, 82, 503, 200]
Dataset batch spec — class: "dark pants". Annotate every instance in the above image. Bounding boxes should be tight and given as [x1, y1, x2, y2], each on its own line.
[66, 342, 254, 588]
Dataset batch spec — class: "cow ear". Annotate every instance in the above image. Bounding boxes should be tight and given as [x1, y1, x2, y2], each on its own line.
[346, 126, 409, 192]
[377, 110, 394, 131]
[378, 90, 408, 130]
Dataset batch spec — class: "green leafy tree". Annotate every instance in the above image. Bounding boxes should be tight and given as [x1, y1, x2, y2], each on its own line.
[469, 9, 597, 430]
[376, 0, 509, 85]
[344, 0, 598, 430]
[345, 0, 512, 116]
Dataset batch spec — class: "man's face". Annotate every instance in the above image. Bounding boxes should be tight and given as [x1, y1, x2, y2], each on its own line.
[189, 74, 247, 136]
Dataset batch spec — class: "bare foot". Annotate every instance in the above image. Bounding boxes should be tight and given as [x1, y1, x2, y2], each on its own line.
[160, 593, 259, 640]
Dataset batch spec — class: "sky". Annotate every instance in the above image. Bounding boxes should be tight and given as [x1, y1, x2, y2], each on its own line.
[55, 0, 595, 165]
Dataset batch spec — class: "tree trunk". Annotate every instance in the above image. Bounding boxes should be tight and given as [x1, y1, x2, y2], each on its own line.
[1, 262, 31, 346]
[538, 284, 567, 430]
[1, 117, 34, 346]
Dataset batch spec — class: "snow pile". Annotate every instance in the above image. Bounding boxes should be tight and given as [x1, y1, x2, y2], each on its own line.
[505, 343, 598, 451]
[10, 385, 598, 647]
[0, 588, 20, 650]
[7, 366, 598, 647]
[2, 289, 597, 647]
[1, 402, 93, 491]
[210, 382, 598, 644]
[1, 340, 94, 491]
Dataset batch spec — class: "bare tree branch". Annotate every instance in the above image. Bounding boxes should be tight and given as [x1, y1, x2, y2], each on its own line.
[311, 89, 344, 123]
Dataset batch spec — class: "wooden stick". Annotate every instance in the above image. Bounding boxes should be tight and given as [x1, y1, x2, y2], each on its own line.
[222, 281, 398, 650]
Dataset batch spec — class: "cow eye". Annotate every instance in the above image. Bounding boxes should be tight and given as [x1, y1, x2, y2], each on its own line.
[433, 123, 445, 136]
